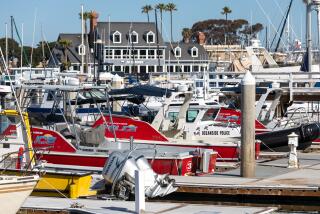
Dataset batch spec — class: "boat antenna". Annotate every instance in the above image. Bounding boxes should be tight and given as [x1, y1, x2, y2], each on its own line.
[0, 47, 35, 166]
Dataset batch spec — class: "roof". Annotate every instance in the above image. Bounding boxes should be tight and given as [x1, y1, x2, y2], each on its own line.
[96, 22, 165, 47]
[50, 33, 94, 64]
[165, 42, 210, 62]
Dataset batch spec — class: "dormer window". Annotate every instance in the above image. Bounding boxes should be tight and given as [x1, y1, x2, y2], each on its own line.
[174, 47, 181, 57]
[129, 31, 138, 44]
[191, 47, 198, 57]
[113, 31, 121, 43]
[146, 31, 155, 43]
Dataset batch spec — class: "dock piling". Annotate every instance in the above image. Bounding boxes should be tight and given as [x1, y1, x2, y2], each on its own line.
[240, 71, 256, 178]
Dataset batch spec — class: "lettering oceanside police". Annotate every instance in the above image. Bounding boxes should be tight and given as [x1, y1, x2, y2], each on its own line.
[201, 130, 230, 136]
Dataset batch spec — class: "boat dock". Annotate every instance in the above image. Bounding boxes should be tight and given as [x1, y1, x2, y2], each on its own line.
[21, 196, 277, 214]
[171, 152, 320, 199]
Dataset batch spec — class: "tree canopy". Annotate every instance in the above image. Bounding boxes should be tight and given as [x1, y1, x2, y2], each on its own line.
[189, 19, 263, 45]
[0, 37, 56, 67]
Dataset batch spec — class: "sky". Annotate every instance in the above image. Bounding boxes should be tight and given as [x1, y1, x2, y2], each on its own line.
[0, 0, 316, 48]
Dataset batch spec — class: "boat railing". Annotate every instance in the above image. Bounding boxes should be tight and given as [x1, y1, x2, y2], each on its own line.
[0, 147, 42, 175]
[273, 107, 311, 130]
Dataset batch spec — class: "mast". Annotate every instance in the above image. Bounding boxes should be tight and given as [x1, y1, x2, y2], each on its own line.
[20, 23, 23, 73]
[5, 23, 8, 68]
[265, 26, 268, 51]
[306, 0, 312, 73]
[81, 5, 84, 74]
[275, 0, 293, 52]
[10, 16, 14, 60]
[286, 15, 290, 52]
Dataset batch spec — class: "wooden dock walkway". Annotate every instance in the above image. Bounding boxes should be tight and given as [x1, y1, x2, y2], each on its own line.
[173, 152, 320, 198]
[21, 196, 277, 214]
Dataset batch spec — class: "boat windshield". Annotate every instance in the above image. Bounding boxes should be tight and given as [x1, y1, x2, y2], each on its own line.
[0, 115, 18, 139]
[82, 90, 106, 99]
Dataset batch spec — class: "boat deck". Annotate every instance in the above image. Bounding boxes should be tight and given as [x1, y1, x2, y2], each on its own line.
[172, 152, 320, 198]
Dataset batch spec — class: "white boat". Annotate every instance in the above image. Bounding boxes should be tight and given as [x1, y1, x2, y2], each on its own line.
[0, 175, 39, 214]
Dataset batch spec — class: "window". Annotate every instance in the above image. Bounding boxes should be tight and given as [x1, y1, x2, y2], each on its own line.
[130, 31, 138, 43]
[168, 65, 174, 73]
[105, 49, 113, 59]
[196, 81, 204, 88]
[148, 50, 155, 59]
[156, 66, 163, 72]
[176, 66, 182, 72]
[184, 66, 191, 72]
[114, 66, 122, 71]
[113, 31, 121, 43]
[114, 49, 122, 58]
[148, 66, 155, 73]
[191, 47, 198, 57]
[131, 50, 138, 59]
[146, 31, 155, 43]
[193, 65, 199, 72]
[168, 112, 179, 123]
[186, 110, 199, 123]
[174, 47, 181, 57]
[123, 49, 129, 59]
[201, 109, 219, 121]
[73, 65, 80, 71]
[157, 50, 164, 59]
[139, 50, 147, 59]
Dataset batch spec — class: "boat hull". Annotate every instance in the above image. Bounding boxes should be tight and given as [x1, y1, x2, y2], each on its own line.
[0, 176, 38, 214]
[256, 123, 320, 151]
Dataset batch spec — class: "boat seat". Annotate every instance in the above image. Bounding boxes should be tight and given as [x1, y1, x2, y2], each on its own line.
[60, 128, 76, 139]
[80, 125, 106, 145]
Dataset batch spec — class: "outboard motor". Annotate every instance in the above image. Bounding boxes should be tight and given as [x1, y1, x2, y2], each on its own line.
[102, 151, 177, 200]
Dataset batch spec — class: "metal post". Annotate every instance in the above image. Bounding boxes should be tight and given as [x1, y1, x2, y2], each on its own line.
[306, 0, 312, 73]
[135, 170, 145, 214]
[130, 136, 134, 151]
[240, 71, 256, 178]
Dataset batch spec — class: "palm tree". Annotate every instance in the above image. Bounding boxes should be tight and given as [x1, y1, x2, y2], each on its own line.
[165, 3, 177, 42]
[58, 39, 72, 70]
[142, 5, 153, 22]
[221, 6, 232, 21]
[181, 28, 192, 43]
[155, 3, 166, 36]
[221, 6, 232, 45]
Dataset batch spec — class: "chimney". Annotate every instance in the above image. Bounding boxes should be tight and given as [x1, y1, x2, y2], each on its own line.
[89, 11, 99, 49]
[197, 32, 206, 45]
[90, 11, 99, 33]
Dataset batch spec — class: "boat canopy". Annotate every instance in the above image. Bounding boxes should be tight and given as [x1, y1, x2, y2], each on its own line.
[109, 85, 174, 98]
